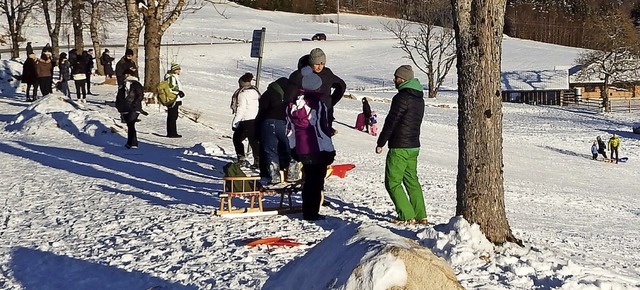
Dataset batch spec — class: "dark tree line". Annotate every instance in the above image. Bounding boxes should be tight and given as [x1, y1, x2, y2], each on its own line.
[232, 0, 640, 49]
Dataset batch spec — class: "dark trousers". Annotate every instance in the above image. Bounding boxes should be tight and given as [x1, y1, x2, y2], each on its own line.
[233, 120, 260, 161]
[261, 119, 291, 182]
[74, 80, 87, 99]
[25, 83, 38, 100]
[59, 80, 70, 97]
[38, 77, 52, 96]
[167, 102, 180, 136]
[85, 73, 92, 93]
[611, 147, 619, 162]
[592, 153, 598, 160]
[598, 149, 608, 159]
[301, 164, 328, 220]
[125, 112, 139, 146]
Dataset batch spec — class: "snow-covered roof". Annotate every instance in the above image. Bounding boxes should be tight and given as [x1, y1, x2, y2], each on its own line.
[501, 70, 569, 91]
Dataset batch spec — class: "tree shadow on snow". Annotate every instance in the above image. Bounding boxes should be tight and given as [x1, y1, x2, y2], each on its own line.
[9, 247, 197, 290]
[0, 141, 221, 208]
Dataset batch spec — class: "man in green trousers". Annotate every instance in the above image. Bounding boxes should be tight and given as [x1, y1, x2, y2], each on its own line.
[375, 65, 427, 224]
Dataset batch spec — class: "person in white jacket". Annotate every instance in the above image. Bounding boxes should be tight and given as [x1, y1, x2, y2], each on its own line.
[232, 72, 261, 167]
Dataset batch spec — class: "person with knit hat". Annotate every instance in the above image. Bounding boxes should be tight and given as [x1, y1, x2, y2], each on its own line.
[164, 62, 185, 138]
[284, 47, 346, 133]
[115, 48, 137, 87]
[375, 64, 427, 224]
[231, 72, 261, 167]
[116, 67, 146, 149]
[286, 66, 336, 221]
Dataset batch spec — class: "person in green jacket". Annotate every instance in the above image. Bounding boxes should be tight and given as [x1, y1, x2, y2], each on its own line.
[375, 65, 427, 224]
[608, 134, 621, 163]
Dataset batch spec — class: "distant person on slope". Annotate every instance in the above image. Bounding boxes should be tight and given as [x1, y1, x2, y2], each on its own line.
[164, 62, 185, 138]
[608, 134, 621, 163]
[596, 136, 607, 160]
[21, 53, 38, 102]
[375, 65, 427, 225]
[591, 141, 598, 161]
[362, 97, 372, 133]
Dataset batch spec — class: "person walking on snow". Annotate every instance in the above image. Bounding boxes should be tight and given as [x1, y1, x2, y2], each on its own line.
[591, 141, 598, 160]
[57, 52, 71, 98]
[21, 53, 38, 102]
[362, 97, 372, 133]
[164, 62, 185, 138]
[608, 134, 621, 163]
[101, 49, 115, 78]
[231, 72, 261, 167]
[375, 65, 427, 224]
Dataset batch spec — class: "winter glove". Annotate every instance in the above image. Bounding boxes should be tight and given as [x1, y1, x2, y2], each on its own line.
[178, 90, 185, 98]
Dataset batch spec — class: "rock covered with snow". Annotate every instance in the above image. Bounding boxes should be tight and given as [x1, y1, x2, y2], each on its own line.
[262, 223, 463, 290]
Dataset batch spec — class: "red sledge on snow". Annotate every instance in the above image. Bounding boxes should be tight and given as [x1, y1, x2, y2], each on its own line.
[327, 164, 356, 178]
[355, 113, 365, 131]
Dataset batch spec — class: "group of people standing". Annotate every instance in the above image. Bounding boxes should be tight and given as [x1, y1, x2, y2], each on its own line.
[592, 134, 622, 163]
[21, 43, 98, 102]
[229, 47, 428, 223]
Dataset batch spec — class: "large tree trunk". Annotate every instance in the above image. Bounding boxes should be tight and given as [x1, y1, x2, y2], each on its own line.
[143, 17, 162, 92]
[452, 0, 521, 246]
[602, 75, 610, 112]
[71, 0, 83, 51]
[125, 0, 142, 69]
[42, 0, 65, 60]
[89, 1, 102, 75]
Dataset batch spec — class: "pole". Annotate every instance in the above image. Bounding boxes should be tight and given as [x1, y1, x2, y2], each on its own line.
[337, 0, 340, 35]
[255, 27, 266, 90]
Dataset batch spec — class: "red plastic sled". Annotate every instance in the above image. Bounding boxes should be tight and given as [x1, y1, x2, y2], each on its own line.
[328, 164, 356, 178]
[355, 113, 365, 131]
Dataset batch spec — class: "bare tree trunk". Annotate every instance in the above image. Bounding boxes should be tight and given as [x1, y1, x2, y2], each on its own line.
[602, 75, 610, 112]
[88, 0, 102, 75]
[70, 0, 83, 51]
[451, 0, 521, 246]
[138, 0, 187, 91]
[42, 0, 67, 59]
[2, 0, 37, 58]
[125, 0, 142, 66]
[143, 15, 162, 92]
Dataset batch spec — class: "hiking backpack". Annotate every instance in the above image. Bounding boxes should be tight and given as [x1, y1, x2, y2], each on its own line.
[156, 80, 176, 106]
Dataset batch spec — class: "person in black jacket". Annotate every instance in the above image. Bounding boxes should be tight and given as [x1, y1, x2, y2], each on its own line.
[57, 52, 71, 98]
[84, 49, 95, 95]
[116, 67, 147, 149]
[71, 53, 87, 102]
[101, 49, 115, 78]
[362, 97, 372, 133]
[256, 77, 293, 184]
[21, 53, 38, 101]
[115, 49, 138, 87]
[375, 65, 427, 224]
[284, 48, 346, 133]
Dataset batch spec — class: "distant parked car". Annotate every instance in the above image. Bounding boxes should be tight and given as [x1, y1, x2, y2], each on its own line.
[312, 33, 327, 41]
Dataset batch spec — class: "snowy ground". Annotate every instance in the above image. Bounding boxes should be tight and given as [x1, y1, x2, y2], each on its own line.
[1, 2, 639, 290]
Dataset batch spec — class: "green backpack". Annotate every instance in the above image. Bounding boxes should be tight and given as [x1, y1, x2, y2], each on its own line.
[222, 162, 255, 192]
[156, 80, 176, 106]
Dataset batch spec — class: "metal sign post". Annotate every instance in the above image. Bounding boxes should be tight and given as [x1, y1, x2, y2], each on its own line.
[250, 27, 266, 90]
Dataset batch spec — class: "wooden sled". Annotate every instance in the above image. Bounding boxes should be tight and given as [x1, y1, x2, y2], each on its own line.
[214, 176, 303, 218]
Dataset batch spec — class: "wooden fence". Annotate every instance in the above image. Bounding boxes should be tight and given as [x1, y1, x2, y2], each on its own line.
[560, 95, 640, 112]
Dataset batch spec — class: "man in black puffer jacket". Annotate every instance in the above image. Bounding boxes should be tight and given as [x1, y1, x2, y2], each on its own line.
[284, 48, 346, 133]
[375, 65, 427, 224]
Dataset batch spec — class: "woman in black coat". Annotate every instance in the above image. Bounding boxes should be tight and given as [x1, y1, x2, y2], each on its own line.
[21, 54, 38, 101]
[101, 49, 115, 78]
